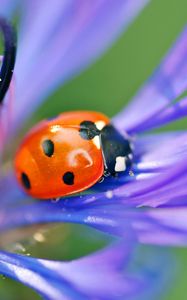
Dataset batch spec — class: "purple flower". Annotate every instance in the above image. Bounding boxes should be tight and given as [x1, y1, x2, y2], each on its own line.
[0, 2, 186, 297]
[3, 19, 187, 247]
[0, 1, 167, 299]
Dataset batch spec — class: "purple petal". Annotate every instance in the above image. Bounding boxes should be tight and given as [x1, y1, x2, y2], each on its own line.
[134, 132, 187, 170]
[10, 0, 150, 134]
[2, 163, 187, 245]
[113, 26, 187, 133]
[0, 243, 159, 300]
[133, 207, 187, 246]
[114, 156, 187, 208]
[136, 97, 187, 131]
[2, 198, 187, 246]
[0, 0, 18, 17]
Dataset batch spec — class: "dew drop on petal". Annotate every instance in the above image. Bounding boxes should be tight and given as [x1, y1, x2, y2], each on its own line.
[12, 243, 26, 253]
[105, 190, 113, 199]
[33, 232, 46, 243]
[129, 170, 135, 177]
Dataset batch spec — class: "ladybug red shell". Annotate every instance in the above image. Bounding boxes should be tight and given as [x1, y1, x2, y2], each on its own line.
[14, 111, 133, 199]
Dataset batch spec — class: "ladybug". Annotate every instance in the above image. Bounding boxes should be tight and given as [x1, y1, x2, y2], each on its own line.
[14, 111, 133, 199]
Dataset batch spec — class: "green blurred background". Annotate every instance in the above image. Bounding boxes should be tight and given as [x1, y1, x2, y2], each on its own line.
[1, 0, 187, 298]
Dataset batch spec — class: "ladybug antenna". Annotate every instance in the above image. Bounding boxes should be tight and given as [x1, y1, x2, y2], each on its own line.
[0, 17, 16, 104]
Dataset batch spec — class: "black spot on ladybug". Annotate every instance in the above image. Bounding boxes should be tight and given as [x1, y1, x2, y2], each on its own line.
[42, 139, 54, 157]
[21, 172, 31, 190]
[79, 120, 100, 140]
[63, 172, 74, 185]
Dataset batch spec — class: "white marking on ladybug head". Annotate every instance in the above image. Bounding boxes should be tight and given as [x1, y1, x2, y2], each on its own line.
[95, 120, 105, 130]
[93, 136, 101, 149]
[68, 149, 93, 168]
[115, 156, 126, 172]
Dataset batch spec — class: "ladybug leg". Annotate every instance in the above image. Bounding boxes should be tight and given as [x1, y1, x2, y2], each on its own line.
[100, 124, 133, 176]
[98, 176, 105, 183]
[51, 197, 61, 203]
[104, 169, 111, 177]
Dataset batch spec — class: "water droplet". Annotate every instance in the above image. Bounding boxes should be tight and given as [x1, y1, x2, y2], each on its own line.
[105, 190, 113, 199]
[129, 170, 134, 177]
[33, 232, 45, 243]
[12, 243, 26, 253]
